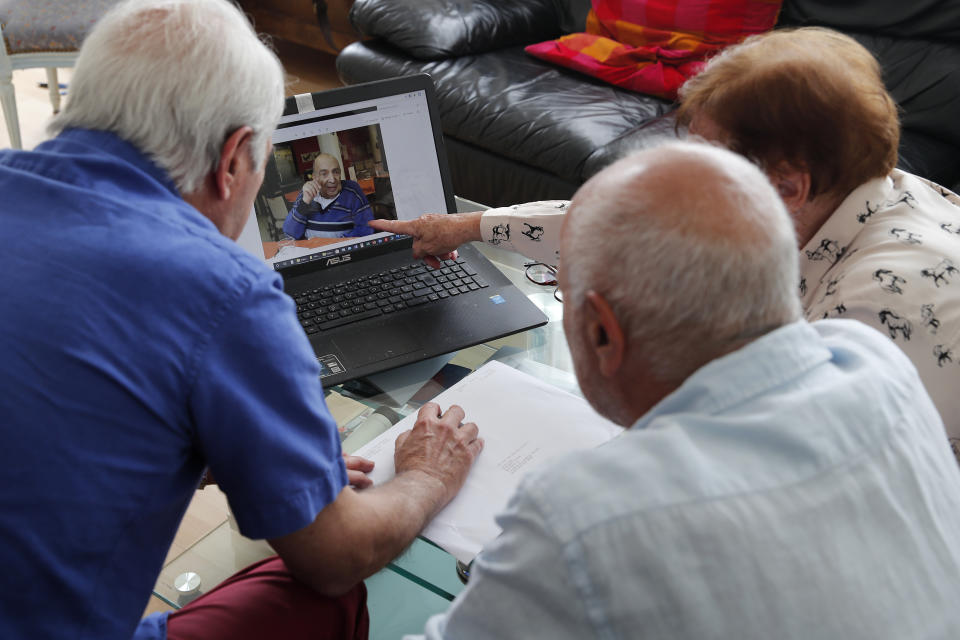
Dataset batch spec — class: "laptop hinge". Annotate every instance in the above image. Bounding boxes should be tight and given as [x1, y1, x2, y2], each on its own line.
[294, 93, 315, 114]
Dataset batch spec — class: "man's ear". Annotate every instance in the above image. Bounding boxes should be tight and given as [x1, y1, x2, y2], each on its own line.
[767, 161, 811, 214]
[213, 126, 255, 201]
[584, 290, 625, 378]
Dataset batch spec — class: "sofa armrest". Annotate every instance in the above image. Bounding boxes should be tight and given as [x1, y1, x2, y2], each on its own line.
[349, 0, 563, 59]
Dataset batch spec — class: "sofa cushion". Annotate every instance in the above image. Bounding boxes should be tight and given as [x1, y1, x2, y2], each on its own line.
[526, 0, 783, 99]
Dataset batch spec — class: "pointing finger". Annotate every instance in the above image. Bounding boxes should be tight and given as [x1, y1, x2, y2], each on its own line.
[370, 218, 414, 235]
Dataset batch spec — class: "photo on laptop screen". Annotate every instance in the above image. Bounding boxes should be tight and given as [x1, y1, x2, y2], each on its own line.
[237, 85, 450, 270]
[231, 76, 548, 388]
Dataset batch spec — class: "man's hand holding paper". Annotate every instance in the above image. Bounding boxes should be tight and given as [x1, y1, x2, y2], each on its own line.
[394, 402, 484, 509]
[354, 361, 620, 563]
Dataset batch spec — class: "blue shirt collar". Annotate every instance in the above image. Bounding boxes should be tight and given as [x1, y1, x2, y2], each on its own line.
[39, 128, 180, 198]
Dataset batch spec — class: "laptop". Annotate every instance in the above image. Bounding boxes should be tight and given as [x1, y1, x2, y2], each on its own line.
[237, 74, 548, 387]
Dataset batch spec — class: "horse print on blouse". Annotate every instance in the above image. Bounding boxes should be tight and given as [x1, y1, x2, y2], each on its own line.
[818, 276, 844, 302]
[921, 304, 940, 334]
[857, 192, 917, 224]
[490, 223, 510, 245]
[857, 201, 881, 224]
[921, 258, 959, 288]
[878, 309, 912, 341]
[889, 228, 922, 245]
[933, 345, 953, 368]
[805, 239, 846, 265]
[521, 223, 544, 242]
[820, 303, 847, 319]
[872, 269, 906, 295]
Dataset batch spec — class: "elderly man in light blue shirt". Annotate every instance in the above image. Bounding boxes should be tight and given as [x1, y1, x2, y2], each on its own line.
[415, 142, 960, 639]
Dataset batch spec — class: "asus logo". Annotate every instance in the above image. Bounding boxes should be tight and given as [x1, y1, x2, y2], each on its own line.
[326, 255, 352, 266]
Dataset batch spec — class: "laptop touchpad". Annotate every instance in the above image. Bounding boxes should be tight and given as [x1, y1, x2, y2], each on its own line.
[334, 330, 422, 367]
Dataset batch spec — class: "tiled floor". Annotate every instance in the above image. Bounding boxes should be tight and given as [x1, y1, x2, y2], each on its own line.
[0, 67, 73, 150]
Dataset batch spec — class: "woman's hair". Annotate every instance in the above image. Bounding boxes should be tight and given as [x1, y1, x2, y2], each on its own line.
[677, 28, 899, 202]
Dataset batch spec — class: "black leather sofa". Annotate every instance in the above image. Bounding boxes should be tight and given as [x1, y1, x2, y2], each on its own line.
[336, 0, 960, 207]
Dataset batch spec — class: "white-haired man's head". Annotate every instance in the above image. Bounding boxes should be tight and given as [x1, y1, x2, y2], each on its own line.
[49, 0, 284, 195]
[559, 141, 802, 426]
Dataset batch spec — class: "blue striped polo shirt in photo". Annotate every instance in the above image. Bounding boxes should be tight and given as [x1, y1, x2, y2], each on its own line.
[282, 179, 374, 239]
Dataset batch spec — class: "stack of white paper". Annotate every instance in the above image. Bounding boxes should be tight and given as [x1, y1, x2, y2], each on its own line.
[354, 360, 621, 563]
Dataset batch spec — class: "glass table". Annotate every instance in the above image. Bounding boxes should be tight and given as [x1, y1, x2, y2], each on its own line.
[152, 198, 575, 635]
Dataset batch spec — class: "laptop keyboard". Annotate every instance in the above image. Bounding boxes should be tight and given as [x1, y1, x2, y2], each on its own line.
[292, 258, 490, 335]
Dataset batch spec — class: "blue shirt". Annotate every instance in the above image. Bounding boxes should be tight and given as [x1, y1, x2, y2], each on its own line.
[282, 179, 374, 239]
[422, 320, 960, 639]
[0, 129, 347, 640]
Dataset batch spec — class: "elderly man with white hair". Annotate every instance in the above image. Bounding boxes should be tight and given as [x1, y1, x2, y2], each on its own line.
[283, 152, 375, 239]
[412, 142, 960, 639]
[0, 1, 482, 639]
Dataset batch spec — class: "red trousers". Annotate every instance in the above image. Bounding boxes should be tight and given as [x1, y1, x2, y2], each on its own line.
[165, 556, 369, 640]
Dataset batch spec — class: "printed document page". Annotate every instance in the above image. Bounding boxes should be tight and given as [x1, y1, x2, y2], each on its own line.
[354, 360, 620, 563]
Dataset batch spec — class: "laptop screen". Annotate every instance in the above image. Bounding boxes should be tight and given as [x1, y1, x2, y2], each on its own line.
[236, 76, 453, 272]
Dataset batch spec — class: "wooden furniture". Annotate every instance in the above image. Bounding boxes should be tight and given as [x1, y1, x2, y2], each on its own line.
[237, 0, 361, 55]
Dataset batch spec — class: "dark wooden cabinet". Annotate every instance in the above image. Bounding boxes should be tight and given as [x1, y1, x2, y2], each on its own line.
[238, 0, 360, 55]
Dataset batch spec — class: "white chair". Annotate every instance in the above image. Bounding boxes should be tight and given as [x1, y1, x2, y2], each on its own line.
[0, 1, 115, 149]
